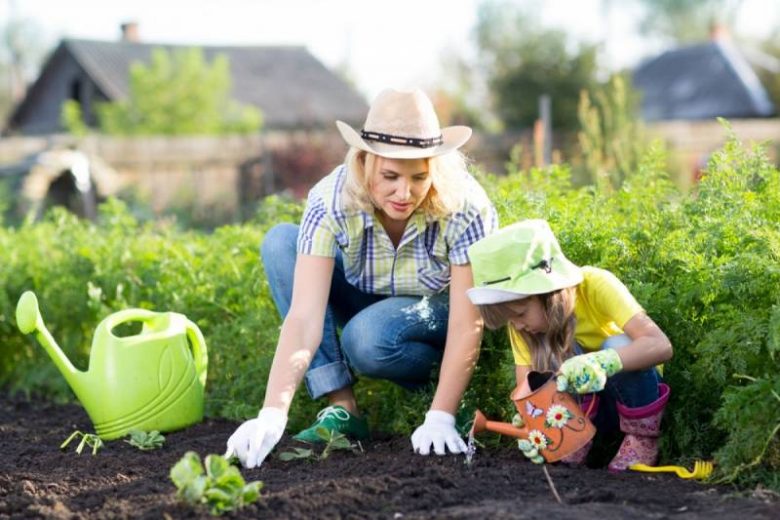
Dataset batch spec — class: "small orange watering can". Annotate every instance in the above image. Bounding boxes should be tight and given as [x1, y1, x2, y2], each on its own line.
[471, 371, 595, 463]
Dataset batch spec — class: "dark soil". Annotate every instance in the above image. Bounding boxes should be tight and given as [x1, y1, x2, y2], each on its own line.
[1, 395, 778, 519]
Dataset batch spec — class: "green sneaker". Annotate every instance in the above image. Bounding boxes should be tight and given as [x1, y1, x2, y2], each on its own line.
[293, 405, 369, 443]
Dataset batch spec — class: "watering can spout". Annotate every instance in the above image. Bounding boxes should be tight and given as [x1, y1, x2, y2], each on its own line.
[471, 409, 528, 439]
[16, 291, 86, 393]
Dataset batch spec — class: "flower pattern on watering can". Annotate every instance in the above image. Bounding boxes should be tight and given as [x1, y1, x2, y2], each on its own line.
[510, 371, 596, 463]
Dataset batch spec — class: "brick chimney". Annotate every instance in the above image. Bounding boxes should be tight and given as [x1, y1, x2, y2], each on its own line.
[120, 22, 140, 43]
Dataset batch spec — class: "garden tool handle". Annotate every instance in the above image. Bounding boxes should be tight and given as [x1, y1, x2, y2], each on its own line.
[630, 464, 676, 473]
[185, 319, 208, 387]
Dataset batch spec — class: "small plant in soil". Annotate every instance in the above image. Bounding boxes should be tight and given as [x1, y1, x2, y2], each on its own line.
[279, 426, 363, 461]
[124, 429, 165, 451]
[60, 430, 104, 455]
[170, 451, 262, 516]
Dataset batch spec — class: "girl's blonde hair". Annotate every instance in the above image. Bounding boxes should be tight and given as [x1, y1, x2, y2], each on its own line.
[342, 147, 467, 218]
[478, 287, 578, 371]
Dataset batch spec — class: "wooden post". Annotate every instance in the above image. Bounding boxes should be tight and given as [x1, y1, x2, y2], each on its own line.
[539, 94, 552, 166]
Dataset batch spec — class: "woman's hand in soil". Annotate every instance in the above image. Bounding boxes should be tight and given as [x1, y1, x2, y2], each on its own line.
[225, 407, 287, 468]
[556, 349, 623, 394]
[411, 410, 467, 455]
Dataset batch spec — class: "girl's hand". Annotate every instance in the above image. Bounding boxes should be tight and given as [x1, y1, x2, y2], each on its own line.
[556, 349, 623, 394]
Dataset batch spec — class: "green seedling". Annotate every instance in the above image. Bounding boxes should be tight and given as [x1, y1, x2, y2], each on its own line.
[60, 430, 104, 455]
[124, 429, 166, 451]
[318, 426, 363, 459]
[278, 426, 363, 462]
[170, 451, 262, 516]
[278, 447, 314, 461]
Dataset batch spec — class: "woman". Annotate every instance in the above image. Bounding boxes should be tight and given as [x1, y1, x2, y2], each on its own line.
[226, 88, 498, 468]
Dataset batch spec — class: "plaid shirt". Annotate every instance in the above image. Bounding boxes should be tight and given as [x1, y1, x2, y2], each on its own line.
[297, 165, 498, 296]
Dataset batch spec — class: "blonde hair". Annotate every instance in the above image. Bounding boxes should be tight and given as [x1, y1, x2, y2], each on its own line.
[342, 147, 467, 218]
[478, 287, 578, 371]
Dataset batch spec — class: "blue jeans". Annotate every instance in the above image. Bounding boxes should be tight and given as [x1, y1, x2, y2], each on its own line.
[575, 335, 662, 432]
[261, 223, 449, 400]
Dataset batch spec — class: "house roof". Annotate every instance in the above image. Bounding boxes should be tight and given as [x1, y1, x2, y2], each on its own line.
[632, 39, 776, 121]
[20, 38, 368, 130]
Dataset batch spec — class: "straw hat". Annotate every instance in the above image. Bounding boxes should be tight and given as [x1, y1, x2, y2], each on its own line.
[466, 219, 583, 305]
[336, 88, 472, 159]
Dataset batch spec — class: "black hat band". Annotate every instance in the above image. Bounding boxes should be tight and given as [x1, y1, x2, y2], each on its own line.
[361, 130, 443, 149]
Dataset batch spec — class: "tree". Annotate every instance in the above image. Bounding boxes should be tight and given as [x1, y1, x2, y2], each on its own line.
[64, 47, 262, 136]
[0, 61, 11, 125]
[430, 48, 492, 130]
[754, 32, 780, 111]
[578, 74, 652, 190]
[633, 0, 744, 42]
[0, 15, 49, 127]
[474, 1, 600, 131]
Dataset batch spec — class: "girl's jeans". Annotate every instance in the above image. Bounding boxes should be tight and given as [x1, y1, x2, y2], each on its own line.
[576, 335, 662, 432]
[261, 223, 449, 400]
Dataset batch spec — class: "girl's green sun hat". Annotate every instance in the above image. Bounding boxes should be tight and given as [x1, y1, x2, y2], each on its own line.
[466, 219, 583, 305]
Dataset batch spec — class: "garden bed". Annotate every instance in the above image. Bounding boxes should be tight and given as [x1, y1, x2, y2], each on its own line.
[1, 395, 778, 519]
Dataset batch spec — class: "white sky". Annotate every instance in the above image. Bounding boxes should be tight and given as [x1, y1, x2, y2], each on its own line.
[3, 0, 779, 101]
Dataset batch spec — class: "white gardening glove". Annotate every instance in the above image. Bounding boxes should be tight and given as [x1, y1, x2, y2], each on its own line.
[411, 410, 467, 456]
[224, 407, 287, 469]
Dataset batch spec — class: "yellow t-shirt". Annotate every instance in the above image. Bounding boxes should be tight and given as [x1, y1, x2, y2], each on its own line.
[509, 266, 644, 366]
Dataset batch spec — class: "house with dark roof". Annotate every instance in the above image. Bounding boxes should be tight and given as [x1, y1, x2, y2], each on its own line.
[633, 33, 776, 122]
[7, 25, 368, 135]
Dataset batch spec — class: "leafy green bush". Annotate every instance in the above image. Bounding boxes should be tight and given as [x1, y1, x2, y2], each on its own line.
[2, 125, 778, 490]
[577, 74, 652, 190]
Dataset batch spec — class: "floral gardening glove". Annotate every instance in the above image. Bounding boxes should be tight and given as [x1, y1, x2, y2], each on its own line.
[556, 349, 623, 394]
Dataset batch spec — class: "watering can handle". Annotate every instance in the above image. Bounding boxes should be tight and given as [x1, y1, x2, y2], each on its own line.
[103, 308, 161, 329]
[184, 319, 208, 388]
[550, 370, 598, 415]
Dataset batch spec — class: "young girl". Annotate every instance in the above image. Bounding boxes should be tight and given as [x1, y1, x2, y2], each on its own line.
[466, 219, 672, 470]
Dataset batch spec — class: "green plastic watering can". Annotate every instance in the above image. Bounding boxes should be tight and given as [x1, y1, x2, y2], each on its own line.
[16, 291, 208, 440]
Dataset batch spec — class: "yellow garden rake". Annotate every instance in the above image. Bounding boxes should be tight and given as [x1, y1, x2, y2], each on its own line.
[630, 460, 714, 480]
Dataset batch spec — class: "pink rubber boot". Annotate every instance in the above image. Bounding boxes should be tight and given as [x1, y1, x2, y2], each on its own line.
[608, 383, 670, 472]
[560, 394, 599, 465]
